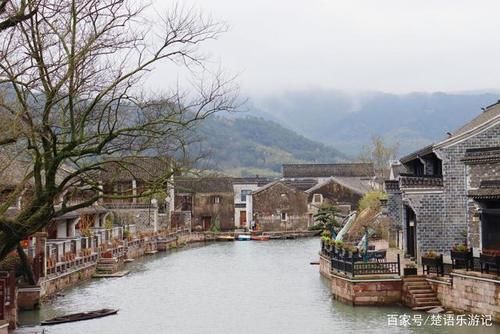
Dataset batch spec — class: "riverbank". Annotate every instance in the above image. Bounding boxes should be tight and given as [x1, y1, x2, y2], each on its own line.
[17, 238, 499, 334]
[319, 249, 500, 323]
[6, 230, 316, 330]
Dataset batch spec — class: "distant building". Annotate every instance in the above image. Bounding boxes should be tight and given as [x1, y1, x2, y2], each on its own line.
[174, 177, 235, 231]
[385, 101, 500, 259]
[305, 176, 375, 216]
[100, 156, 175, 232]
[281, 162, 378, 220]
[232, 177, 272, 230]
[282, 162, 376, 181]
[251, 181, 309, 231]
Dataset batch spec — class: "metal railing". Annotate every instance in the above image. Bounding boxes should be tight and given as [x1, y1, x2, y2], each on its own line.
[322, 241, 400, 277]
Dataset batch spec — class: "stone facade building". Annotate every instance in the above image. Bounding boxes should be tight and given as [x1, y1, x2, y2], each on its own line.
[386, 101, 500, 259]
[232, 177, 272, 230]
[251, 181, 309, 231]
[282, 162, 378, 220]
[282, 163, 375, 181]
[305, 177, 374, 216]
[174, 177, 235, 231]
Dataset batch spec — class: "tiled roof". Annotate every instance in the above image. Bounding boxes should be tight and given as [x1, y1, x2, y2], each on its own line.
[252, 180, 304, 195]
[450, 101, 500, 139]
[232, 177, 274, 186]
[305, 177, 374, 195]
[282, 163, 375, 178]
[462, 147, 500, 164]
[400, 100, 500, 163]
[283, 179, 318, 191]
[100, 156, 172, 182]
[174, 177, 234, 194]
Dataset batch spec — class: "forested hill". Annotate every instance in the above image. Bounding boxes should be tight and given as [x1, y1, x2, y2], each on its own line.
[251, 91, 500, 155]
[188, 116, 347, 176]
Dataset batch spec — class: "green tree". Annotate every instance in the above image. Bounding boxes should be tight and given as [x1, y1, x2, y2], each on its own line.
[313, 203, 341, 236]
[358, 191, 386, 211]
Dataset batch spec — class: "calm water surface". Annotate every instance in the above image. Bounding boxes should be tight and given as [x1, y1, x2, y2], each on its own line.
[19, 238, 499, 333]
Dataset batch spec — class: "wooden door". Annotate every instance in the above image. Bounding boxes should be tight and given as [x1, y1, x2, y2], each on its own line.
[202, 216, 211, 230]
[239, 211, 247, 226]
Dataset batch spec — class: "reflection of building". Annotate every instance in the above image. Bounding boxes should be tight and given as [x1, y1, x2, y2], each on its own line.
[386, 101, 500, 259]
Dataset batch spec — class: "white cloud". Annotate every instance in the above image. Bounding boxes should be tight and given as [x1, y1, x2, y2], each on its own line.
[149, 0, 500, 95]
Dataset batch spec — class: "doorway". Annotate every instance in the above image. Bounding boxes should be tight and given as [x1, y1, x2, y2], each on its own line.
[239, 211, 247, 227]
[201, 216, 211, 230]
[405, 206, 417, 258]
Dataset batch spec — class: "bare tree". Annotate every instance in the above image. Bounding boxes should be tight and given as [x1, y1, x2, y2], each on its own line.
[358, 135, 398, 178]
[0, 0, 238, 262]
[0, 0, 38, 31]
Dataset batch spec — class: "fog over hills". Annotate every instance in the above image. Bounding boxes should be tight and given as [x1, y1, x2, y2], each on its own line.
[246, 90, 500, 156]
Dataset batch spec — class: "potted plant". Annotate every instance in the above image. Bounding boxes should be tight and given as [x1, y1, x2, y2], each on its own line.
[343, 244, 357, 258]
[450, 243, 473, 270]
[404, 262, 418, 276]
[421, 251, 444, 276]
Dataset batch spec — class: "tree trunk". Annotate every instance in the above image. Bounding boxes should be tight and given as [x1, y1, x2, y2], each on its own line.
[17, 244, 37, 285]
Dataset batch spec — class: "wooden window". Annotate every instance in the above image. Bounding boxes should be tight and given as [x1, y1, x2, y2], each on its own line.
[212, 196, 221, 204]
[313, 194, 323, 203]
[281, 212, 288, 221]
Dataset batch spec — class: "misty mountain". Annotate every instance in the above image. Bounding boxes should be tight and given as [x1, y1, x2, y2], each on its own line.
[189, 116, 347, 177]
[248, 90, 500, 156]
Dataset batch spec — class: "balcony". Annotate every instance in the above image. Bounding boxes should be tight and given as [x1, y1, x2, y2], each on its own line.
[399, 174, 443, 189]
[384, 180, 400, 192]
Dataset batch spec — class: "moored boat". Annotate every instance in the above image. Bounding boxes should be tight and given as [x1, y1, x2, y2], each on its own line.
[236, 234, 251, 241]
[41, 308, 118, 326]
[216, 235, 235, 241]
[251, 235, 270, 241]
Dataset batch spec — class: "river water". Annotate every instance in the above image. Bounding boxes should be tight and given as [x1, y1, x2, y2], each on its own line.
[19, 238, 499, 333]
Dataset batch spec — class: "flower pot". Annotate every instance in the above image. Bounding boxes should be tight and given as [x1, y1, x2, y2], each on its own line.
[404, 267, 417, 276]
[450, 248, 473, 270]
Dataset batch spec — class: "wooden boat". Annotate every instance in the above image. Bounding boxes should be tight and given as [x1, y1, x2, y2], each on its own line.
[236, 234, 251, 241]
[251, 235, 270, 241]
[41, 308, 118, 326]
[216, 235, 235, 241]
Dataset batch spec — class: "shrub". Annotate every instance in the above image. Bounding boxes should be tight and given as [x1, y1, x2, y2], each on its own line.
[358, 191, 386, 211]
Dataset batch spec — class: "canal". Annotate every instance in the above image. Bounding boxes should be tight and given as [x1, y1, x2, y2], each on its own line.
[19, 238, 499, 333]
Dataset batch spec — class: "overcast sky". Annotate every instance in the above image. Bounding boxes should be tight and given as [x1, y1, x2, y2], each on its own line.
[150, 0, 500, 96]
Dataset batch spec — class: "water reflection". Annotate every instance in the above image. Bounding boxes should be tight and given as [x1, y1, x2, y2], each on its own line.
[18, 239, 499, 334]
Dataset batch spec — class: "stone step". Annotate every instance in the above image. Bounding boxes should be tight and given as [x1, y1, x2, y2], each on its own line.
[402, 276, 427, 282]
[407, 286, 433, 293]
[414, 296, 439, 303]
[413, 300, 441, 307]
[412, 305, 440, 311]
[405, 282, 429, 289]
[411, 293, 436, 298]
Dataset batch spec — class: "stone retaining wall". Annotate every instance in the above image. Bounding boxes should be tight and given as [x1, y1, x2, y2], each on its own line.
[319, 254, 331, 278]
[40, 264, 96, 298]
[428, 271, 500, 322]
[330, 273, 402, 305]
[17, 286, 41, 310]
